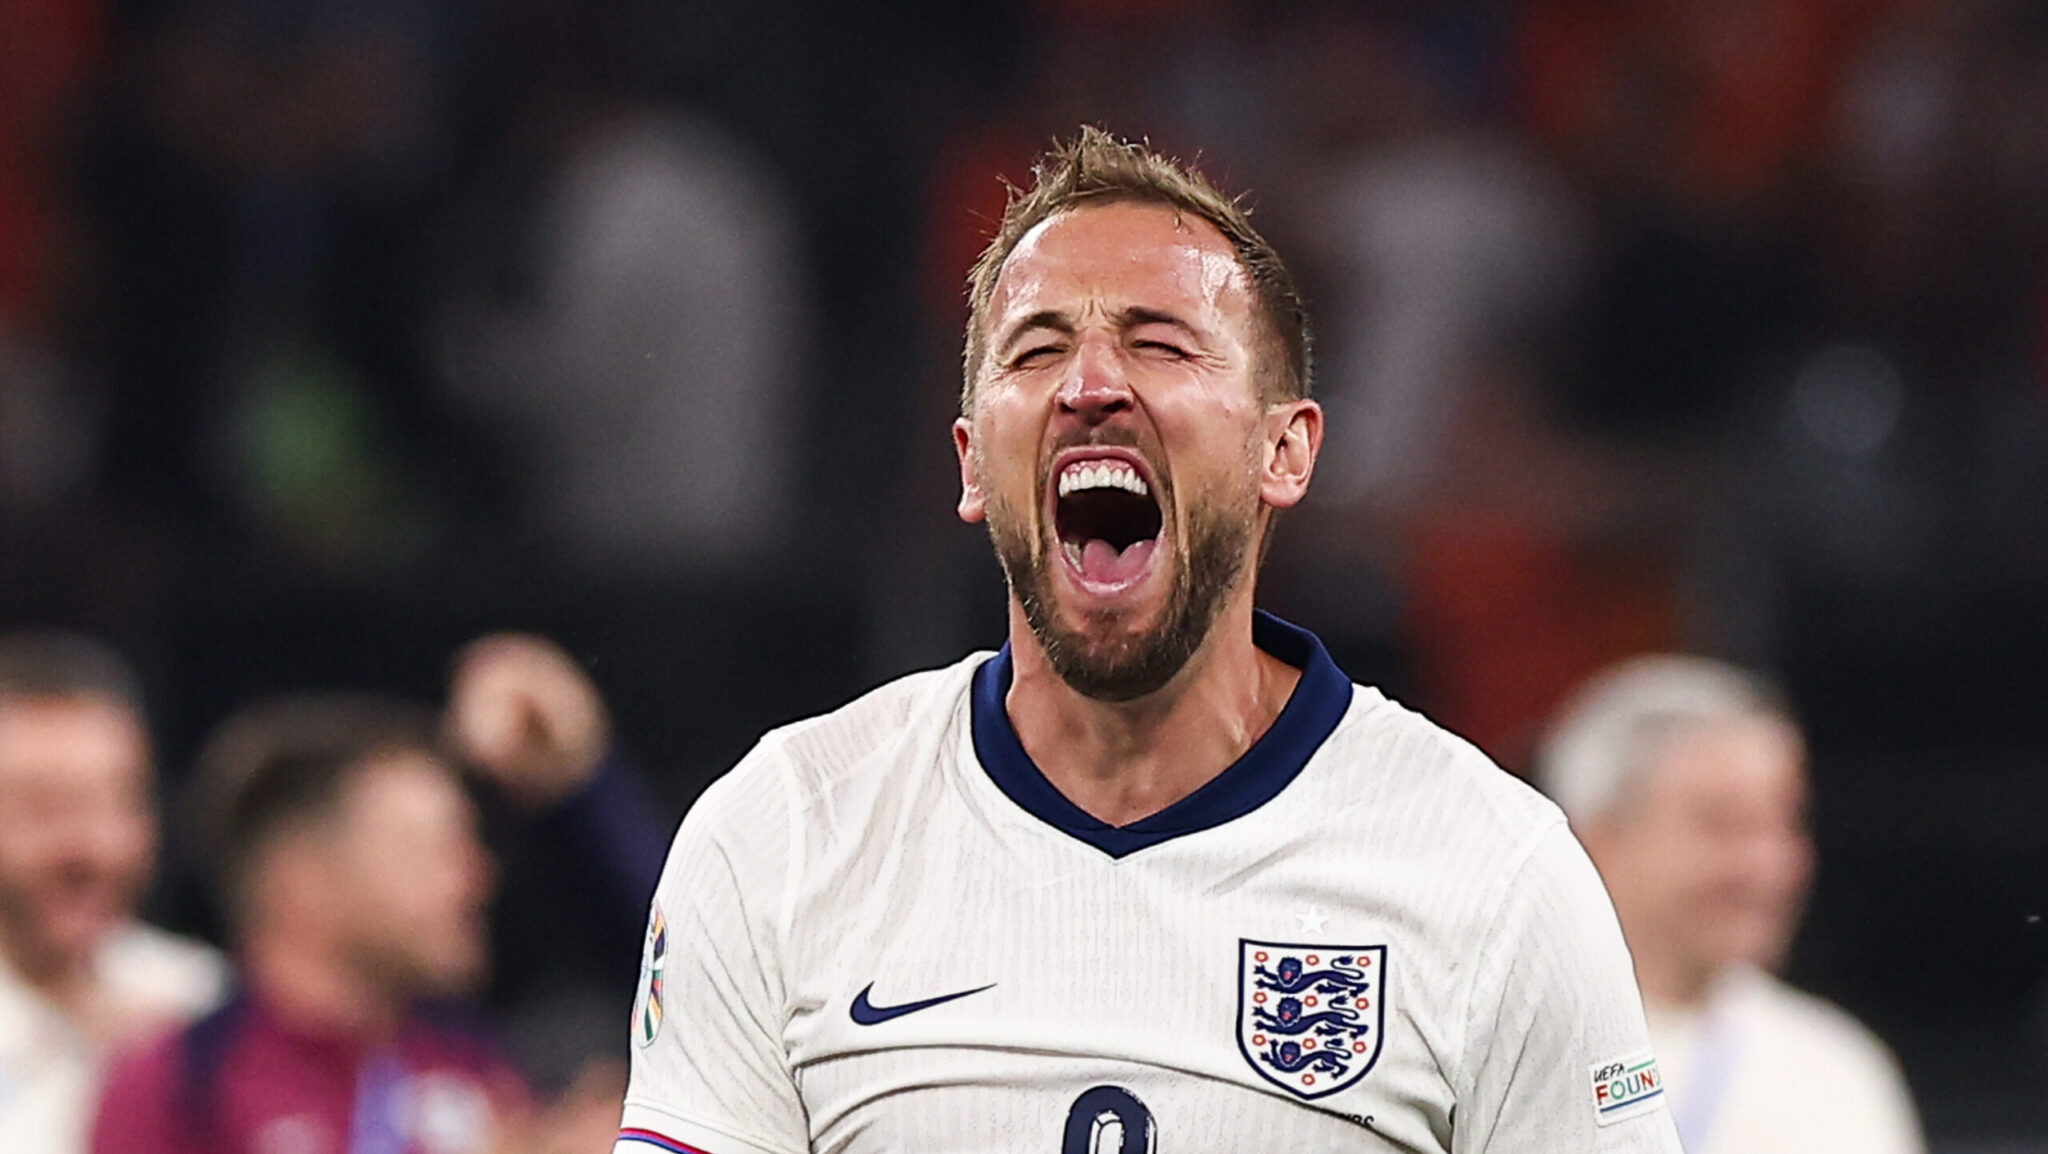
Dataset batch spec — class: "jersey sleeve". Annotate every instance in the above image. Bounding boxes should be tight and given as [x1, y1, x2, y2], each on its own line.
[617, 742, 810, 1154]
[1451, 821, 1684, 1154]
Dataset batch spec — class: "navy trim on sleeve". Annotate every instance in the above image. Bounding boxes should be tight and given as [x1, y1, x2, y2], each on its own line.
[971, 611, 1353, 858]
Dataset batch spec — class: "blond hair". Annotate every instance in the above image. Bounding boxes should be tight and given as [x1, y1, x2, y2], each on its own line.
[961, 127, 1311, 411]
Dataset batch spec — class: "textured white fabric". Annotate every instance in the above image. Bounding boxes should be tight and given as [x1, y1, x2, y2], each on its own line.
[0, 921, 226, 1154]
[1648, 966, 1924, 1154]
[621, 653, 1681, 1154]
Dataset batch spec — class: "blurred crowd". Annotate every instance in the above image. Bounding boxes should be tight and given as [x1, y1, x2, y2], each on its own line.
[0, 629, 663, 1151]
[3, 0, 2048, 1148]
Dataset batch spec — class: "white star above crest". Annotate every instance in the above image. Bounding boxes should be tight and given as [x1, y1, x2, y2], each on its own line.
[1296, 906, 1329, 933]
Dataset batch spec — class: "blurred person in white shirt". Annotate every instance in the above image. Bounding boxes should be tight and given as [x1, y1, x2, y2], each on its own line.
[0, 632, 226, 1154]
[1536, 654, 1925, 1154]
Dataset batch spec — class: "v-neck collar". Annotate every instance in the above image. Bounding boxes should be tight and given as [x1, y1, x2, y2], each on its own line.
[971, 611, 1352, 858]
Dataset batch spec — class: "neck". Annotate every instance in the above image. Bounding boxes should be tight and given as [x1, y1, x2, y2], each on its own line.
[1005, 594, 1299, 827]
[243, 928, 403, 1041]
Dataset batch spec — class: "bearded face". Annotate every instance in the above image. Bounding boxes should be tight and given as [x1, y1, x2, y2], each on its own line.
[0, 697, 155, 982]
[980, 429, 1261, 702]
[956, 202, 1319, 703]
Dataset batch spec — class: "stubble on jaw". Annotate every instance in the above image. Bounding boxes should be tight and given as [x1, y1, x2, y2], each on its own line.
[981, 439, 1261, 703]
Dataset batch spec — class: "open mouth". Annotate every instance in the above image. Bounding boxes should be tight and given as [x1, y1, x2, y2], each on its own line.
[1052, 455, 1164, 588]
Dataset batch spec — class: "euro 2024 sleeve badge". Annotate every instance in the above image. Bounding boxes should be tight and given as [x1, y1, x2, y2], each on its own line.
[1238, 939, 1387, 1099]
[634, 904, 668, 1048]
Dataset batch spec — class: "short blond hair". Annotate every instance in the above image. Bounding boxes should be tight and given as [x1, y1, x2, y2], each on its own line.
[960, 127, 1312, 412]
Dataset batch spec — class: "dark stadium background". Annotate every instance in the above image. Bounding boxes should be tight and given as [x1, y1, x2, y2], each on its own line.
[3, 0, 2045, 1146]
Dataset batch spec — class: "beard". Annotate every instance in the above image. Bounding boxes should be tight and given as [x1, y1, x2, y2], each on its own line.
[986, 464, 1259, 703]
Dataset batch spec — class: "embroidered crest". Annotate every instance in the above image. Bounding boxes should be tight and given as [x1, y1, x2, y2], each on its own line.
[1237, 939, 1386, 1099]
[634, 904, 668, 1048]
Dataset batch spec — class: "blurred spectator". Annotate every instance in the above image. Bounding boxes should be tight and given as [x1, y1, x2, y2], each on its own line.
[445, 632, 669, 1102]
[1535, 654, 1924, 1154]
[0, 631, 226, 1154]
[438, 105, 806, 579]
[91, 694, 532, 1153]
[87, 631, 671, 1154]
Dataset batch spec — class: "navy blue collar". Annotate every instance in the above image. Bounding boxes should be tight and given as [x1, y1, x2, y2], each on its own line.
[971, 611, 1352, 859]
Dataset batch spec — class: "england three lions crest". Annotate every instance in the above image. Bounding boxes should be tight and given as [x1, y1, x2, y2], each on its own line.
[1237, 939, 1386, 1099]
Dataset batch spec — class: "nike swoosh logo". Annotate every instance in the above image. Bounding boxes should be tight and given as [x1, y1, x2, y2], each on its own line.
[849, 981, 995, 1025]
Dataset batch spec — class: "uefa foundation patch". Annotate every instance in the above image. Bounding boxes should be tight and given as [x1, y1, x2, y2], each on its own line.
[1589, 1053, 1665, 1126]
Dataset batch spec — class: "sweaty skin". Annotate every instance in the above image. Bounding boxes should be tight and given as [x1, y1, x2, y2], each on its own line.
[954, 202, 1323, 826]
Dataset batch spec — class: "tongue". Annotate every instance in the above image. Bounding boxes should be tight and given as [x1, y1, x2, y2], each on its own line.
[1078, 537, 1156, 585]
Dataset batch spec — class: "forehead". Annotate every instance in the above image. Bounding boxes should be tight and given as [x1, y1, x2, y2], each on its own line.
[339, 750, 470, 828]
[1650, 716, 1806, 805]
[988, 202, 1254, 331]
[0, 695, 149, 782]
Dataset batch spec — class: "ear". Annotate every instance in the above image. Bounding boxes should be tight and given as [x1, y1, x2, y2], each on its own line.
[1258, 399, 1322, 510]
[953, 417, 986, 523]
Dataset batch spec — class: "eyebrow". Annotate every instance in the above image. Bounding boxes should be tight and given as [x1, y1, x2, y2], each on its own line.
[995, 307, 1201, 360]
[1118, 307, 1199, 340]
[995, 310, 1075, 359]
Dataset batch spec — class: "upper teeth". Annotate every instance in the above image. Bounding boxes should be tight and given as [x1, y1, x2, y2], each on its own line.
[1058, 459, 1150, 499]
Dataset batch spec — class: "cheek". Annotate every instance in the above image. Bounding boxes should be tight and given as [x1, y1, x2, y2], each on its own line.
[345, 832, 438, 909]
[1164, 406, 1264, 482]
[0, 815, 51, 874]
[1754, 829, 1814, 900]
[986, 450, 1041, 506]
[402, 838, 488, 912]
[1612, 822, 1723, 912]
[102, 805, 156, 871]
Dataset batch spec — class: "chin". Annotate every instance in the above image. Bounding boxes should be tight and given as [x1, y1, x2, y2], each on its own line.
[441, 945, 490, 991]
[1023, 531, 1252, 705]
[387, 941, 489, 1000]
[1052, 601, 1167, 654]
[1036, 608, 1207, 702]
[39, 902, 126, 960]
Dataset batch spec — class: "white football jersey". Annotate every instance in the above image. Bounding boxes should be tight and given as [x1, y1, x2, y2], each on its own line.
[619, 615, 1680, 1154]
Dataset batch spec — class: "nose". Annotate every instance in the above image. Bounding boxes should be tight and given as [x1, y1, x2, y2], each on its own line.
[1056, 338, 1134, 424]
[54, 796, 151, 875]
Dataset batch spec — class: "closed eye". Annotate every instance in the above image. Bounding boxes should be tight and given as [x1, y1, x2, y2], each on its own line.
[1134, 339, 1190, 358]
[1010, 344, 1065, 369]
